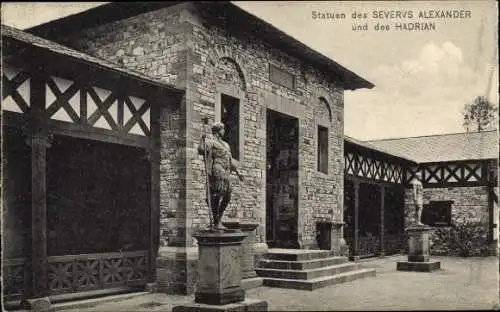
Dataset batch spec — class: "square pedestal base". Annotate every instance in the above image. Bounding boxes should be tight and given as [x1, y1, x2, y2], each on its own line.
[172, 299, 268, 312]
[195, 287, 245, 305]
[397, 261, 441, 272]
[242, 277, 264, 290]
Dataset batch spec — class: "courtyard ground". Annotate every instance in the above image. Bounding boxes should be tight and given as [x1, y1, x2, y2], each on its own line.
[34, 255, 500, 311]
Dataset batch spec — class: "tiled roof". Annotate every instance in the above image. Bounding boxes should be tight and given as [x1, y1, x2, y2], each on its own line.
[344, 136, 418, 163]
[367, 131, 498, 163]
[1, 24, 182, 93]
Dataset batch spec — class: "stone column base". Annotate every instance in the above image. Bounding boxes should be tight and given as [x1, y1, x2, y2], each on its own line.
[145, 282, 158, 293]
[397, 261, 441, 272]
[241, 277, 264, 290]
[339, 243, 350, 257]
[156, 246, 198, 295]
[487, 240, 498, 256]
[24, 297, 51, 312]
[172, 298, 268, 312]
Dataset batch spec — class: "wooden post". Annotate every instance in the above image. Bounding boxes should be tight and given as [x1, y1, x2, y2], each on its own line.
[380, 185, 385, 257]
[24, 129, 52, 311]
[353, 180, 360, 261]
[147, 92, 160, 288]
[23, 67, 52, 311]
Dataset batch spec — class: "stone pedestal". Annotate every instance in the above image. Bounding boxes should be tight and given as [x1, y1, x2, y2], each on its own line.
[316, 221, 347, 256]
[223, 221, 264, 289]
[397, 225, 441, 272]
[173, 230, 267, 312]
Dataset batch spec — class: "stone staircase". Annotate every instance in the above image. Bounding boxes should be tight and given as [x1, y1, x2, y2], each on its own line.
[255, 249, 376, 291]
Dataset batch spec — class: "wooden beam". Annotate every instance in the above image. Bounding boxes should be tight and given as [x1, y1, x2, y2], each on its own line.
[28, 131, 51, 298]
[23, 68, 51, 300]
[344, 174, 402, 188]
[46, 121, 149, 148]
[353, 180, 360, 261]
[380, 185, 385, 257]
[148, 96, 161, 283]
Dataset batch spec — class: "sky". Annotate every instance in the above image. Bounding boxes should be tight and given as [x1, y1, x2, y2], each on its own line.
[1, 1, 498, 140]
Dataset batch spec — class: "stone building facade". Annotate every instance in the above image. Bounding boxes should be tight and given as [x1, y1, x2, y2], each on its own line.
[28, 2, 373, 295]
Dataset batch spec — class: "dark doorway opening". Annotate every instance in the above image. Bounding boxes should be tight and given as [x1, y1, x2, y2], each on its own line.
[46, 135, 151, 256]
[2, 127, 32, 260]
[344, 179, 406, 258]
[2, 126, 32, 302]
[358, 183, 381, 238]
[384, 186, 405, 235]
[221, 94, 240, 161]
[266, 109, 299, 248]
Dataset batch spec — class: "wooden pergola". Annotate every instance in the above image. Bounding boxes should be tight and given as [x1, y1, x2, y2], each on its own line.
[2, 25, 184, 305]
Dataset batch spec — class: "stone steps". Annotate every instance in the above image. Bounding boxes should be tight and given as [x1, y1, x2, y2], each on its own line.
[258, 256, 348, 270]
[265, 249, 336, 261]
[256, 262, 359, 280]
[256, 249, 376, 291]
[262, 268, 376, 291]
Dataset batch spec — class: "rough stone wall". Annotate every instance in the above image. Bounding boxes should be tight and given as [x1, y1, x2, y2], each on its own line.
[404, 186, 490, 227]
[47, 3, 346, 250]
[158, 95, 186, 247]
[186, 9, 345, 248]
[54, 5, 188, 90]
[404, 185, 491, 254]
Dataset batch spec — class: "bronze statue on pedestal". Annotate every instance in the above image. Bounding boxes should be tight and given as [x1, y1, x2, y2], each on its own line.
[198, 120, 244, 230]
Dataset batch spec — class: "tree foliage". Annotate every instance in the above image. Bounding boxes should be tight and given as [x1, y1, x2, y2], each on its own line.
[463, 96, 498, 132]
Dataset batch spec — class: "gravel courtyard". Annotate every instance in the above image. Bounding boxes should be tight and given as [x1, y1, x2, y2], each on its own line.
[47, 255, 498, 312]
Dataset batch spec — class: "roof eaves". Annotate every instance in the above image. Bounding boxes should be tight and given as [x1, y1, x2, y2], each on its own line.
[2, 24, 184, 94]
[344, 135, 418, 164]
[218, 2, 375, 91]
[26, 1, 374, 91]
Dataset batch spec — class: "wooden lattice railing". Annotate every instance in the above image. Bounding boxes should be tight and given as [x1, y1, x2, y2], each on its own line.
[47, 250, 148, 295]
[345, 234, 407, 258]
[2, 250, 149, 301]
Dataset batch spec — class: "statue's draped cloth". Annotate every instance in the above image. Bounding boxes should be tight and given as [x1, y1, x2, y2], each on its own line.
[199, 135, 237, 196]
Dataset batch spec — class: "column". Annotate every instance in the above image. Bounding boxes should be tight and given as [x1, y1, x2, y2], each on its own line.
[147, 99, 160, 289]
[353, 180, 360, 261]
[379, 185, 385, 257]
[25, 130, 52, 311]
[147, 141, 160, 289]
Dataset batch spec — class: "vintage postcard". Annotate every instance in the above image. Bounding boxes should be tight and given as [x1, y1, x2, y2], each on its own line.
[1, 1, 498, 311]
